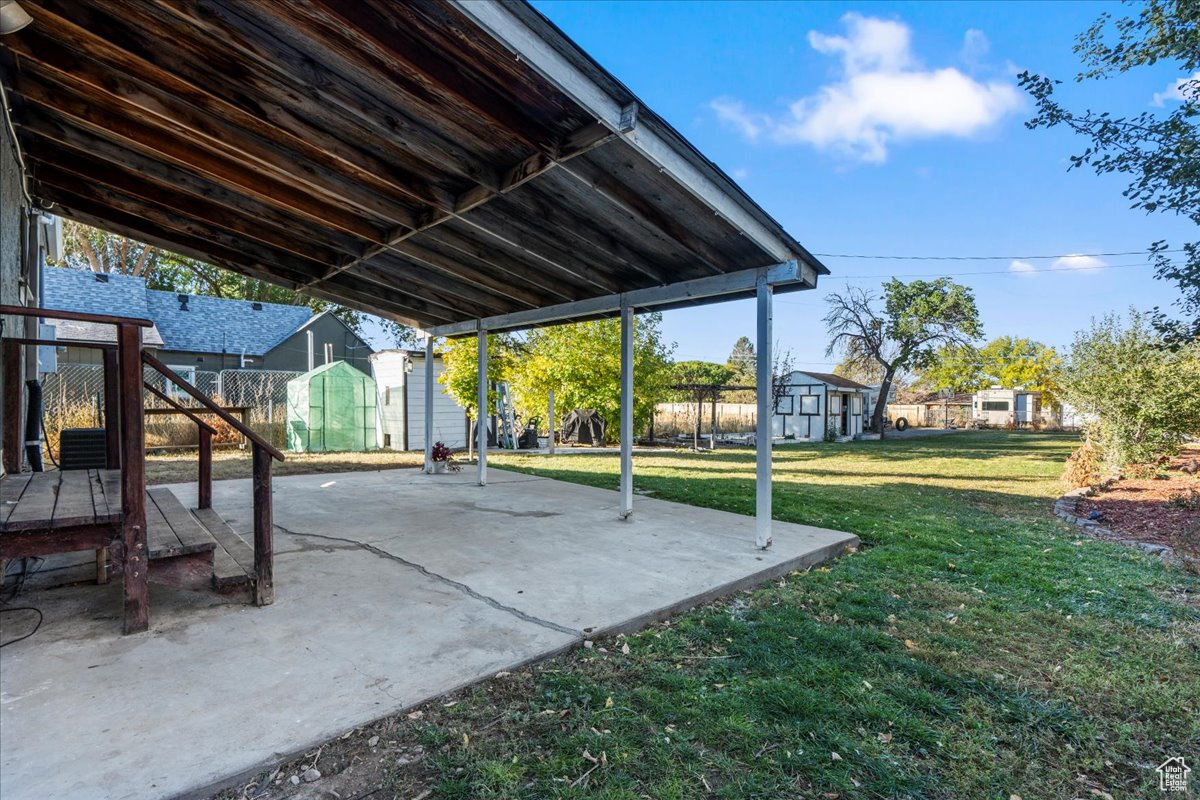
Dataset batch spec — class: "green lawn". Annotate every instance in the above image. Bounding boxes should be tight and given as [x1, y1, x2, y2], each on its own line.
[247, 432, 1200, 799]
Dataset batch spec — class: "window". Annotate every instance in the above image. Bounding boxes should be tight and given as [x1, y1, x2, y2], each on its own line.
[165, 366, 196, 401]
[851, 395, 861, 414]
[800, 395, 819, 415]
[775, 396, 794, 415]
[982, 400, 1009, 412]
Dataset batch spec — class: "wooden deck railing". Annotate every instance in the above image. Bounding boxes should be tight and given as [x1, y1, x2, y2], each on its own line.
[2, 304, 153, 632]
[142, 352, 284, 605]
[2, 304, 285, 625]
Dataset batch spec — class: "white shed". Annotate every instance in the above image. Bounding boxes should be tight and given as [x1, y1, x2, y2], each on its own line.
[772, 371, 868, 441]
[371, 349, 468, 451]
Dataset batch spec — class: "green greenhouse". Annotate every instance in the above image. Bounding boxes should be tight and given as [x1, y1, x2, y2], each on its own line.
[286, 361, 378, 453]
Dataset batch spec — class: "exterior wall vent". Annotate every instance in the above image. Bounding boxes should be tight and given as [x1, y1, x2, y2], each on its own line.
[94, 273, 109, 283]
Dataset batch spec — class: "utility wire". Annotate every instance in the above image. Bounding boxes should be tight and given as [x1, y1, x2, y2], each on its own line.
[826, 260, 1152, 280]
[813, 249, 1183, 261]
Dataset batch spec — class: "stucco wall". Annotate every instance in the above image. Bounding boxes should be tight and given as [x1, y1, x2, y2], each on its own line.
[1, 102, 27, 466]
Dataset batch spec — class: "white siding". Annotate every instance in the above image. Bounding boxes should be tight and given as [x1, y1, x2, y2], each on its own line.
[371, 351, 468, 451]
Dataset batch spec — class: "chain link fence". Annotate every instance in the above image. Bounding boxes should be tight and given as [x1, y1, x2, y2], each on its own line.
[40, 364, 302, 451]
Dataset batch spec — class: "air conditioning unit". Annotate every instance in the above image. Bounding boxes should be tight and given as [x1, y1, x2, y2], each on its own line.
[59, 428, 107, 470]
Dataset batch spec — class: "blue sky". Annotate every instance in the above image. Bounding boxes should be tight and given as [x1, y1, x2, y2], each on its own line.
[502, 1, 1193, 368]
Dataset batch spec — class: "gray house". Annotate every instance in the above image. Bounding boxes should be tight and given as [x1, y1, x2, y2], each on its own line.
[41, 266, 373, 372]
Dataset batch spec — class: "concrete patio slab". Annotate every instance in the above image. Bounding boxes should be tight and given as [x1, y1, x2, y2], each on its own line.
[0, 467, 857, 800]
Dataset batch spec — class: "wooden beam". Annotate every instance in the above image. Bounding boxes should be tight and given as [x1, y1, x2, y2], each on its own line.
[372, 242, 560, 309]
[304, 120, 614, 291]
[16, 97, 389, 245]
[555, 156, 734, 276]
[8, 9, 456, 214]
[10, 56, 422, 230]
[21, 125, 366, 259]
[38, 192, 459, 326]
[117, 323, 149, 633]
[28, 154, 350, 267]
[279, 0, 564, 153]
[145, 0, 502, 189]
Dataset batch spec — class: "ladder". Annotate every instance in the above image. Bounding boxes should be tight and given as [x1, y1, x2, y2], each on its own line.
[495, 382, 517, 449]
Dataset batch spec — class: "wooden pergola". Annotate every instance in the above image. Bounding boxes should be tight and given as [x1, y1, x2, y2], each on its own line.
[0, 0, 828, 547]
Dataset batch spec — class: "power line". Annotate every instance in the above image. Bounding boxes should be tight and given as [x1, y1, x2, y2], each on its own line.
[828, 260, 1152, 280]
[813, 249, 1184, 262]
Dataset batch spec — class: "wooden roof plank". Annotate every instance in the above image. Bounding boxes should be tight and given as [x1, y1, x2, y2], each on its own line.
[10, 8, 457, 215]
[11, 57, 422, 230]
[15, 97, 390, 244]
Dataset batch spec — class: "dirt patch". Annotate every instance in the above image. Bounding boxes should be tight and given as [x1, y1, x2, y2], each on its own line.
[1078, 450, 1200, 550]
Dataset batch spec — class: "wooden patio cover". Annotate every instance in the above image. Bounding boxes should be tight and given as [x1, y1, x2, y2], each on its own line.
[0, 0, 826, 333]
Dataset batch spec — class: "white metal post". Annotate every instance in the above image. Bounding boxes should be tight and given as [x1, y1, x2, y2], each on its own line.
[548, 389, 555, 455]
[476, 326, 488, 486]
[619, 299, 634, 519]
[755, 277, 773, 549]
[423, 335, 435, 472]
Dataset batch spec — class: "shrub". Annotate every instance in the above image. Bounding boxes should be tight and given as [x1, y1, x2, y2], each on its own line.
[1063, 439, 1105, 488]
[1063, 312, 1200, 471]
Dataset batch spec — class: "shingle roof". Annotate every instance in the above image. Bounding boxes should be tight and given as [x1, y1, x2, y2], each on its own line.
[145, 289, 312, 356]
[40, 267, 165, 346]
[40, 266, 314, 355]
[794, 371, 870, 390]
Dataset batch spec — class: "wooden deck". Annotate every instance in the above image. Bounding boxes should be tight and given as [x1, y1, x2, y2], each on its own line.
[1, 469, 121, 533]
[1, 470, 253, 591]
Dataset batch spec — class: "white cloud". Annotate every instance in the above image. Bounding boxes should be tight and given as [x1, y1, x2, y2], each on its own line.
[1152, 72, 1200, 107]
[729, 167, 750, 180]
[960, 29, 990, 69]
[709, 97, 768, 142]
[1009, 259, 1036, 275]
[1051, 254, 1106, 273]
[710, 13, 1023, 163]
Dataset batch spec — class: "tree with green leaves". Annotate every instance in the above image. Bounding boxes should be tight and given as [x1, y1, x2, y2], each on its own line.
[825, 279, 984, 433]
[920, 337, 1064, 407]
[1063, 310, 1200, 470]
[723, 337, 757, 402]
[508, 313, 674, 442]
[1018, 0, 1199, 338]
[435, 334, 518, 422]
[671, 360, 734, 395]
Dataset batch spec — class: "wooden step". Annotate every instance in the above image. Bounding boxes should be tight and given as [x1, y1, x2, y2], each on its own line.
[146, 487, 216, 560]
[190, 506, 255, 591]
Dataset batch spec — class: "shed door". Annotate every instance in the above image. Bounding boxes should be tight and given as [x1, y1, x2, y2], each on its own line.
[1015, 394, 1029, 422]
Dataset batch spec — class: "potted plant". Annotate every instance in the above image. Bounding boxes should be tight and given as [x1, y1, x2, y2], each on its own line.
[430, 441, 459, 474]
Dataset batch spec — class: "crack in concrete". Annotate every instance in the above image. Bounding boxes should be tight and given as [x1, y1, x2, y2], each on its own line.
[273, 524, 582, 638]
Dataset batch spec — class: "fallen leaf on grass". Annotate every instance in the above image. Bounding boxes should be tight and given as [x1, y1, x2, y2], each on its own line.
[831, 751, 843, 762]
[877, 732, 893, 744]
[904, 639, 917, 651]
